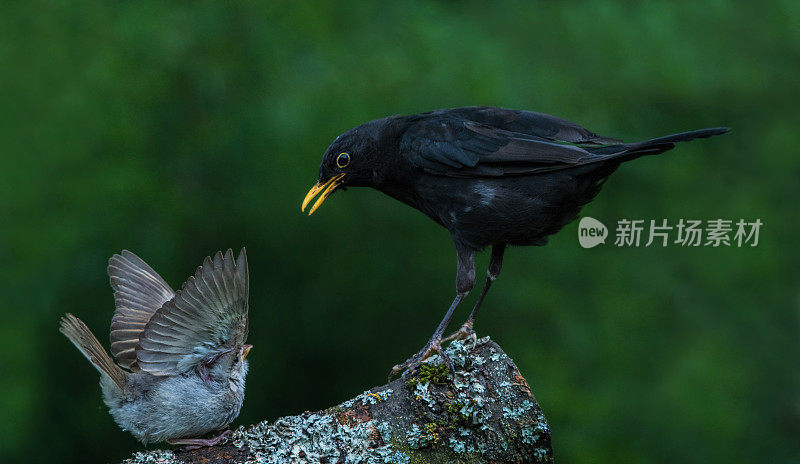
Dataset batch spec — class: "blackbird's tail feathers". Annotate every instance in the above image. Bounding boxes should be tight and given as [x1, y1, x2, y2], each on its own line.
[60, 313, 128, 390]
[633, 127, 731, 147]
[603, 127, 730, 163]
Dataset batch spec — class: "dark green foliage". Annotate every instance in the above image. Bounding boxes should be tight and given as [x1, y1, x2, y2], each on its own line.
[0, 1, 797, 463]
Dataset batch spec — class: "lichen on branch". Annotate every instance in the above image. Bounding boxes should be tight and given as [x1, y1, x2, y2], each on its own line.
[124, 338, 552, 464]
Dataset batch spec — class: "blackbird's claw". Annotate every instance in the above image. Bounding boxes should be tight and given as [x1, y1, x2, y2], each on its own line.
[169, 429, 231, 450]
[442, 320, 477, 347]
[388, 337, 453, 381]
[389, 292, 468, 382]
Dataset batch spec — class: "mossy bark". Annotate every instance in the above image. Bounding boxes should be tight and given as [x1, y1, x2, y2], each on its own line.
[123, 338, 553, 464]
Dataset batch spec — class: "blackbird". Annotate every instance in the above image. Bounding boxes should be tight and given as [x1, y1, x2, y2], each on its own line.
[301, 106, 728, 378]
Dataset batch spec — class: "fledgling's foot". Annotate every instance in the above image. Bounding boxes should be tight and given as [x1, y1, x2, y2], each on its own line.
[443, 320, 477, 347]
[388, 337, 453, 382]
[168, 429, 231, 450]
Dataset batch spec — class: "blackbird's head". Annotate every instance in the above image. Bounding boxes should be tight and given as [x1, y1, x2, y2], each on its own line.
[301, 122, 384, 215]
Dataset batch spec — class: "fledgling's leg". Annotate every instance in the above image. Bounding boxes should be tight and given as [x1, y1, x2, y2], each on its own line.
[168, 429, 231, 450]
[389, 244, 475, 380]
[444, 242, 506, 345]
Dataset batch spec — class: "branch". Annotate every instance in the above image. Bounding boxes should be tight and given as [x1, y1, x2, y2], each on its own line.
[123, 338, 553, 464]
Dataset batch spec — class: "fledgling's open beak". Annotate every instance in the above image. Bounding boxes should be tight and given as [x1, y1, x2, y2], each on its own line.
[301, 173, 345, 215]
[241, 344, 253, 362]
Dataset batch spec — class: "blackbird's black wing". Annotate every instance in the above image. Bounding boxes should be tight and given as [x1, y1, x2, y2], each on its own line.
[433, 107, 622, 145]
[400, 107, 625, 178]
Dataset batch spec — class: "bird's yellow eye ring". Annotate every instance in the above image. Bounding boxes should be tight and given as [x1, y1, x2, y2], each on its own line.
[337, 152, 350, 168]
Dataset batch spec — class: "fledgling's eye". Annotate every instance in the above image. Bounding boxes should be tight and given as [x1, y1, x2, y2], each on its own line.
[336, 152, 350, 168]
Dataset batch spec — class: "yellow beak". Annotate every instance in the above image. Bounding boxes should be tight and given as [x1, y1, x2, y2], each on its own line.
[241, 344, 253, 362]
[301, 173, 345, 215]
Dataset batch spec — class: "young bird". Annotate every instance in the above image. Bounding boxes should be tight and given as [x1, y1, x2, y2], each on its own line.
[301, 106, 729, 379]
[59, 248, 252, 448]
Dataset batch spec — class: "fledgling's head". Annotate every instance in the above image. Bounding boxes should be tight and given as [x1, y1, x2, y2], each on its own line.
[208, 343, 252, 387]
[301, 119, 388, 215]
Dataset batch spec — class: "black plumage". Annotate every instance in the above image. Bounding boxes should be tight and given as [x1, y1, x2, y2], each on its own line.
[301, 106, 729, 378]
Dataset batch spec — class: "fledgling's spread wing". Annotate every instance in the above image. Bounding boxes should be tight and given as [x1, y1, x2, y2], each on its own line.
[401, 107, 624, 178]
[135, 248, 249, 376]
[108, 251, 175, 371]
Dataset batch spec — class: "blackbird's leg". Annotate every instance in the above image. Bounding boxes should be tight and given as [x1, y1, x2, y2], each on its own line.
[389, 244, 475, 380]
[168, 429, 231, 450]
[444, 242, 506, 345]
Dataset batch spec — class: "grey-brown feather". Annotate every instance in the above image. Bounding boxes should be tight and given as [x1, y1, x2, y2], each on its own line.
[108, 250, 175, 370]
[100, 358, 248, 444]
[136, 249, 249, 376]
[59, 314, 128, 391]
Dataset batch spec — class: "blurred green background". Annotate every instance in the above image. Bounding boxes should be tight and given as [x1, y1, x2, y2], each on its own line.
[1, 1, 798, 463]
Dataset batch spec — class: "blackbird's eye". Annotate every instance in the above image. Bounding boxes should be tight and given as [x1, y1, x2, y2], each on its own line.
[336, 152, 350, 168]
